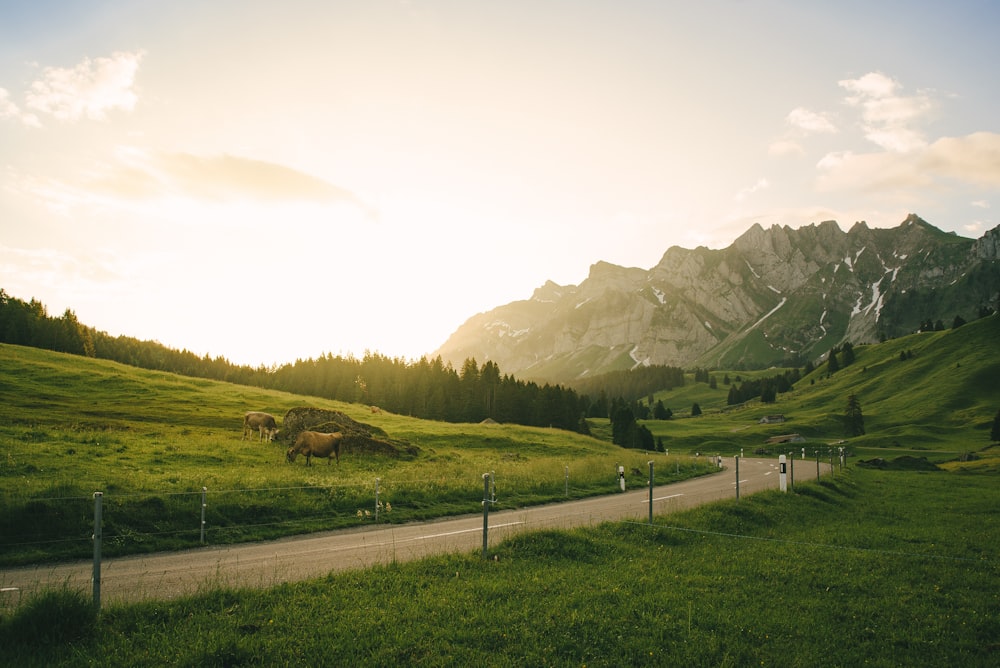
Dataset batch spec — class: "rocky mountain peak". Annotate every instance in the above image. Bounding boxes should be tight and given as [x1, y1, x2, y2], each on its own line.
[435, 216, 999, 383]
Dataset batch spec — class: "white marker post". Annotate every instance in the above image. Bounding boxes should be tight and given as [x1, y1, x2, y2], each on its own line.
[617, 465, 626, 492]
[779, 454, 788, 492]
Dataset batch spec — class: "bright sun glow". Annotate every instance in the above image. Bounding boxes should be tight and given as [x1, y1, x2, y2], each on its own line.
[1, 1, 998, 366]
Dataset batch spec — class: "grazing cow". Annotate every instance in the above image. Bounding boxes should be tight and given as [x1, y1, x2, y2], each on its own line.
[243, 411, 279, 442]
[287, 431, 343, 466]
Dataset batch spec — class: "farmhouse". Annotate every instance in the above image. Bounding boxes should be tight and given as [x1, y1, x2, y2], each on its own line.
[759, 414, 785, 424]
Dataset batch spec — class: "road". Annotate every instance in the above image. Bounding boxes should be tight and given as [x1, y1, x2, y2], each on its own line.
[0, 457, 832, 607]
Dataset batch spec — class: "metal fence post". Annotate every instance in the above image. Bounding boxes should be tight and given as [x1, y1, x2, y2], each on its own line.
[200, 486, 207, 544]
[647, 461, 654, 525]
[735, 456, 740, 499]
[482, 472, 491, 559]
[92, 492, 102, 610]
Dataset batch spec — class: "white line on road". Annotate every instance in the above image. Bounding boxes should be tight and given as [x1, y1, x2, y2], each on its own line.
[421, 522, 524, 540]
[645, 494, 684, 503]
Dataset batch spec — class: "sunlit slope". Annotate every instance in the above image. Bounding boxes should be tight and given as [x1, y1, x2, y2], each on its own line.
[0, 343, 296, 431]
[0, 341, 625, 486]
[645, 314, 1000, 457]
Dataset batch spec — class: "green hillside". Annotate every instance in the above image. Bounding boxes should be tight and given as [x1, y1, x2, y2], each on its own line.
[1, 319, 998, 666]
[0, 343, 714, 565]
[1, 315, 997, 567]
[641, 314, 1000, 463]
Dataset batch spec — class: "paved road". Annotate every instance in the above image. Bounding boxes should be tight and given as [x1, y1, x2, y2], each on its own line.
[0, 457, 832, 607]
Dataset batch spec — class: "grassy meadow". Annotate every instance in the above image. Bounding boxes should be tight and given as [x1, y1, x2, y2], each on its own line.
[2, 468, 997, 666]
[0, 343, 716, 566]
[1, 315, 998, 665]
[644, 314, 1000, 464]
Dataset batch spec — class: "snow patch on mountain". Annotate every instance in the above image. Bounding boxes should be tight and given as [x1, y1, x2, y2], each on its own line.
[750, 297, 787, 330]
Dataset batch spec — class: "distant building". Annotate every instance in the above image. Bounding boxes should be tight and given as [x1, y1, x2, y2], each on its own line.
[759, 414, 785, 424]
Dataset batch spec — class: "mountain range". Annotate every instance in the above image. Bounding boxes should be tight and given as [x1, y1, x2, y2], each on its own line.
[434, 214, 1000, 383]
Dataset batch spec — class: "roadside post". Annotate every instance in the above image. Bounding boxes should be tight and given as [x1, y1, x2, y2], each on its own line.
[617, 465, 626, 492]
[200, 486, 207, 544]
[92, 491, 103, 610]
[779, 454, 788, 492]
[481, 472, 492, 559]
[647, 461, 654, 525]
[735, 456, 740, 499]
[565, 465, 569, 497]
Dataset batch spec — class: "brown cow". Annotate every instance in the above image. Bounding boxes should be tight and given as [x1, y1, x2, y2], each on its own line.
[286, 431, 343, 466]
[243, 411, 278, 442]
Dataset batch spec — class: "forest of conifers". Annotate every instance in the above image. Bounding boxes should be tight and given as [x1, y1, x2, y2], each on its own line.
[2, 289, 680, 433]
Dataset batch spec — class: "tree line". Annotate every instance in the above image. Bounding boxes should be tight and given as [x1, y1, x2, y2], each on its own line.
[1, 289, 850, 440]
[0, 290, 592, 431]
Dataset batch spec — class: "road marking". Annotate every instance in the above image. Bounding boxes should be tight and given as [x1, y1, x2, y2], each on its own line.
[421, 521, 524, 540]
[646, 493, 684, 503]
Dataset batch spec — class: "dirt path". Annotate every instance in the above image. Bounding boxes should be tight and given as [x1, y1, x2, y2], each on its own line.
[0, 458, 832, 607]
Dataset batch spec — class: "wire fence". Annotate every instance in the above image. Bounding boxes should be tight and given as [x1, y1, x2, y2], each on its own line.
[0, 452, 845, 564]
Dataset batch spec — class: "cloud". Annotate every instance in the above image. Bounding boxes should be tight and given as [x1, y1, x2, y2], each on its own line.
[0, 88, 17, 119]
[0, 87, 41, 127]
[767, 139, 805, 157]
[769, 107, 835, 156]
[0, 244, 123, 296]
[153, 153, 366, 204]
[816, 132, 1000, 192]
[838, 72, 933, 152]
[786, 107, 836, 134]
[920, 132, 1000, 187]
[736, 177, 769, 202]
[23, 50, 144, 123]
[25, 148, 376, 218]
[971, 200, 990, 209]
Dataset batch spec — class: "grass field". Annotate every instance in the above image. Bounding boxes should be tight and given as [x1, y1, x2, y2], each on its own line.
[0, 343, 717, 566]
[1, 467, 997, 666]
[0, 316, 998, 665]
[644, 315, 1000, 463]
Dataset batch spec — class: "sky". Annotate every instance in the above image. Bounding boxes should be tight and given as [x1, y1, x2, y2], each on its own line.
[2, 0, 999, 367]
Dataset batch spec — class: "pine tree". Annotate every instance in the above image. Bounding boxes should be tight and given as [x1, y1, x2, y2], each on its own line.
[828, 349, 840, 374]
[845, 394, 865, 437]
[691, 402, 702, 417]
[991, 409, 1000, 443]
[841, 341, 855, 366]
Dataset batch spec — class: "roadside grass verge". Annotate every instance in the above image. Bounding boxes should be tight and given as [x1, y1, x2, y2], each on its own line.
[2, 467, 997, 667]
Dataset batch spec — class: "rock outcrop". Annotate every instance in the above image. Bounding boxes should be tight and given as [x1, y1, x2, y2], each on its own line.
[281, 407, 419, 459]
